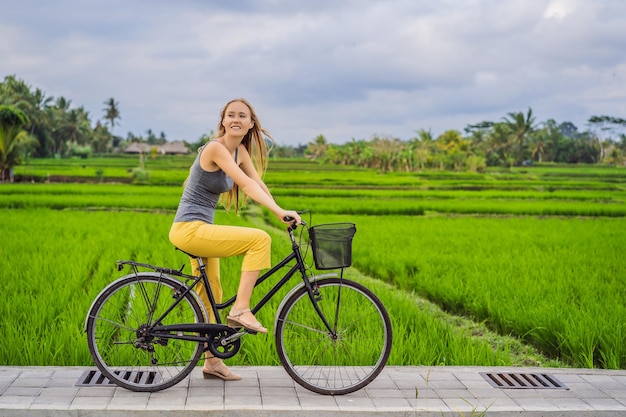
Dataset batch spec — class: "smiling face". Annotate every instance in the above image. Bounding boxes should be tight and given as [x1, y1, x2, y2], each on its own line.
[221, 100, 254, 138]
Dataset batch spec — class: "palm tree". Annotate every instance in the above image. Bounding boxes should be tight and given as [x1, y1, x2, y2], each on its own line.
[91, 121, 111, 155]
[27, 88, 53, 156]
[435, 130, 469, 171]
[65, 107, 92, 145]
[0, 105, 37, 182]
[532, 119, 564, 162]
[307, 134, 328, 159]
[103, 97, 121, 134]
[48, 99, 92, 157]
[1, 76, 54, 156]
[485, 123, 514, 167]
[502, 108, 536, 165]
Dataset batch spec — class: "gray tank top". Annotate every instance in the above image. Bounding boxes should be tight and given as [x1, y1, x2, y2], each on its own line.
[173, 145, 237, 224]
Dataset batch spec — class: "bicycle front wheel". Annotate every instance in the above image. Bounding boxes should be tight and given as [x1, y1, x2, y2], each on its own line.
[85, 273, 205, 392]
[275, 277, 392, 395]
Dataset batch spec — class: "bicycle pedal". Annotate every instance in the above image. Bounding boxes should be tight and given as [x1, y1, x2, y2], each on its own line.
[223, 332, 247, 343]
[227, 324, 256, 335]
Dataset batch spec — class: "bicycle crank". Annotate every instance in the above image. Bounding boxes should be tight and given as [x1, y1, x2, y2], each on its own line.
[206, 327, 242, 360]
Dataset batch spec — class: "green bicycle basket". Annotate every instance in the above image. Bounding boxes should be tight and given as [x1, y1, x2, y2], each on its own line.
[308, 223, 356, 270]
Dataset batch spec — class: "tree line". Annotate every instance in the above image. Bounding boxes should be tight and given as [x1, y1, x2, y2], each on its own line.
[306, 109, 626, 173]
[2, 75, 625, 181]
[0, 75, 181, 157]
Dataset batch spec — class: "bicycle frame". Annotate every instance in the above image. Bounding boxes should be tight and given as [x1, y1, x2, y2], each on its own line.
[95, 223, 338, 345]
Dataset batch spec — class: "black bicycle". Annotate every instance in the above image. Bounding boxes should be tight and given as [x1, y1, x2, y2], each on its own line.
[84, 214, 392, 395]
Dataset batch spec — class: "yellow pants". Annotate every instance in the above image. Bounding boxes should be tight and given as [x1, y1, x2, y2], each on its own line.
[169, 221, 271, 321]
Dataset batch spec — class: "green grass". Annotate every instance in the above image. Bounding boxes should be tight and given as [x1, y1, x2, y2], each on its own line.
[2, 157, 626, 369]
[349, 214, 626, 368]
[0, 207, 539, 368]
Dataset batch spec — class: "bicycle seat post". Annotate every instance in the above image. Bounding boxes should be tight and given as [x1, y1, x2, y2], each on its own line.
[195, 256, 206, 271]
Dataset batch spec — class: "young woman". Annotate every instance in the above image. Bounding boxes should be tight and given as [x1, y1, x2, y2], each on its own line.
[169, 98, 301, 381]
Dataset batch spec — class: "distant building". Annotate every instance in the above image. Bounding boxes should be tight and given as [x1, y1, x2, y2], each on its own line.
[124, 141, 190, 155]
[124, 143, 153, 154]
[160, 141, 190, 154]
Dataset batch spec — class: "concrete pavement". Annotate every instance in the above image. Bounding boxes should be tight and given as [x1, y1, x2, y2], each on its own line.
[2, 365, 626, 416]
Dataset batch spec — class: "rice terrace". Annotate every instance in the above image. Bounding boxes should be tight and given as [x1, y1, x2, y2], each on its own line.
[1, 154, 625, 373]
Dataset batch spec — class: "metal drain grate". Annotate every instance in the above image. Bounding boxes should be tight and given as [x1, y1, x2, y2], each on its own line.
[76, 369, 161, 387]
[480, 372, 568, 390]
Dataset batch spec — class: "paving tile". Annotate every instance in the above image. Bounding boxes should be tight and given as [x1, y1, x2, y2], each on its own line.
[225, 384, 260, 397]
[3, 387, 42, 397]
[111, 387, 151, 398]
[444, 396, 491, 414]
[552, 397, 595, 411]
[411, 398, 450, 413]
[0, 394, 36, 408]
[371, 396, 413, 411]
[602, 389, 626, 401]
[11, 376, 49, 388]
[187, 385, 224, 397]
[184, 394, 224, 410]
[259, 377, 296, 388]
[298, 394, 338, 410]
[75, 386, 117, 397]
[365, 387, 406, 398]
[106, 395, 149, 410]
[69, 395, 112, 410]
[335, 395, 375, 410]
[394, 377, 427, 391]
[149, 386, 188, 399]
[224, 394, 263, 409]
[261, 394, 301, 408]
[261, 386, 297, 397]
[487, 400, 524, 413]
[30, 395, 74, 409]
[402, 387, 440, 399]
[428, 378, 468, 390]
[505, 388, 548, 399]
[466, 387, 511, 399]
[584, 398, 626, 411]
[514, 397, 560, 411]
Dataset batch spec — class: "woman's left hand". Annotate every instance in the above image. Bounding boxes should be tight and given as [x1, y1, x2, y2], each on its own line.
[279, 210, 302, 225]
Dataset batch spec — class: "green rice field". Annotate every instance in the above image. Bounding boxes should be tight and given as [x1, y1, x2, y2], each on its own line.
[1, 156, 625, 370]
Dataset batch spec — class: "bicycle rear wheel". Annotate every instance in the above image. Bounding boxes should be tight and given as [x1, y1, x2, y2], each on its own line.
[275, 277, 392, 395]
[85, 273, 204, 392]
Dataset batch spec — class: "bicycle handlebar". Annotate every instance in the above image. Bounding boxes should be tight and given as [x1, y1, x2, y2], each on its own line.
[283, 212, 308, 231]
[283, 216, 307, 229]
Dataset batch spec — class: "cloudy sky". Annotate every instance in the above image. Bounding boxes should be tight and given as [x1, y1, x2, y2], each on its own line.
[2, 0, 625, 146]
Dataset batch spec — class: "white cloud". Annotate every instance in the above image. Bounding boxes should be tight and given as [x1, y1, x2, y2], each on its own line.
[543, 0, 580, 20]
[1, 0, 626, 144]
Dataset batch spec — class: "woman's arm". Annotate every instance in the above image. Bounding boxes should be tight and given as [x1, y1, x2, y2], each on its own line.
[237, 145, 274, 198]
[201, 142, 300, 223]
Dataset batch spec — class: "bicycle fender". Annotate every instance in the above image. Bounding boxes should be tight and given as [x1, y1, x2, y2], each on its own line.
[273, 273, 338, 330]
[83, 272, 208, 332]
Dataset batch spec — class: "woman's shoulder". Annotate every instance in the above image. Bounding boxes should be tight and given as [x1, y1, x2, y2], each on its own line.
[201, 140, 228, 157]
[203, 139, 221, 150]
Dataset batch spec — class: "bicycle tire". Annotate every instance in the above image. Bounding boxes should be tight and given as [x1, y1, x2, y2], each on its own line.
[85, 272, 205, 392]
[275, 277, 392, 395]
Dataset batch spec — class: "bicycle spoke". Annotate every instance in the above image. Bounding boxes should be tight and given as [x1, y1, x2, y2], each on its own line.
[278, 318, 330, 335]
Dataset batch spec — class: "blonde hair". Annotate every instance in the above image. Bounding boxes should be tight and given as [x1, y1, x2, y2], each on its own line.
[217, 98, 273, 212]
